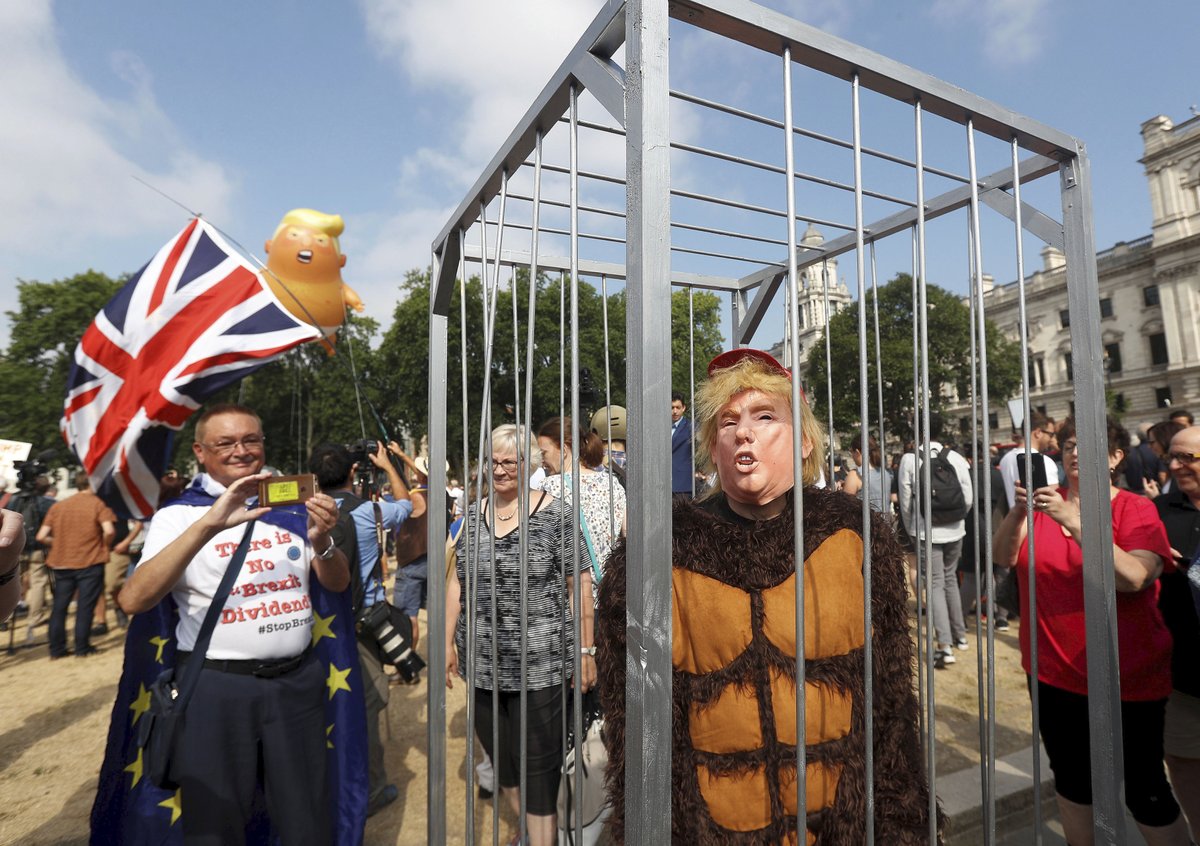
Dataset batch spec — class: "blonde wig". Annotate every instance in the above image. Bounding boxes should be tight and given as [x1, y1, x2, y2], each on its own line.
[695, 357, 825, 490]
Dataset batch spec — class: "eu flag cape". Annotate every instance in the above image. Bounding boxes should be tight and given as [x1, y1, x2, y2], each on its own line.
[89, 485, 368, 844]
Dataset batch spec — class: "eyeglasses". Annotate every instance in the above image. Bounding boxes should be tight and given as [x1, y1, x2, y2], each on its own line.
[1061, 441, 1078, 453]
[1168, 451, 1200, 466]
[198, 435, 266, 455]
[491, 458, 519, 473]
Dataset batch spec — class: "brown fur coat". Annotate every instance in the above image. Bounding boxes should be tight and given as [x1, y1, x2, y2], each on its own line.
[596, 487, 939, 844]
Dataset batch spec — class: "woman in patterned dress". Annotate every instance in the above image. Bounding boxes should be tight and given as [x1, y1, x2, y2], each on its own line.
[445, 424, 594, 846]
[537, 416, 627, 597]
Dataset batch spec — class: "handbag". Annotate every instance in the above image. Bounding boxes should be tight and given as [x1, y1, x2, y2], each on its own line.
[138, 521, 256, 790]
[557, 690, 611, 838]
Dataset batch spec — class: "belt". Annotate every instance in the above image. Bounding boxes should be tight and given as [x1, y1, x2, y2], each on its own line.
[177, 647, 311, 679]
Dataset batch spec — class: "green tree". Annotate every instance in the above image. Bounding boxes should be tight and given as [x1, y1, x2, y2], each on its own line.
[671, 289, 724, 403]
[377, 269, 631, 476]
[806, 273, 1021, 443]
[0, 272, 125, 464]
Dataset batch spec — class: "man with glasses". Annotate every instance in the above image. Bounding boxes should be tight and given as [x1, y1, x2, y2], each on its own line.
[120, 402, 350, 845]
[1156, 426, 1200, 838]
[998, 410, 1060, 510]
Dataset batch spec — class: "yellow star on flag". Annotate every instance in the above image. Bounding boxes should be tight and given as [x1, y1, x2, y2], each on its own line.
[124, 747, 144, 788]
[326, 723, 335, 749]
[326, 662, 352, 699]
[150, 635, 170, 663]
[158, 788, 183, 825]
[311, 611, 337, 647]
[129, 683, 152, 726]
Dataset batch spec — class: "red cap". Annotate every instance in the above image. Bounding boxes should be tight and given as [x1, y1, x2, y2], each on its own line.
[706, 347, 790, 378]
[706, 347, 807, 404]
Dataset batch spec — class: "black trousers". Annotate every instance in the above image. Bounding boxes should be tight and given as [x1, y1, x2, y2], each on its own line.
[48, 563, 104, 657]
[1032, 677, 1181, 827]
[474, 685, 565, 815]
[172, 653, 330, 845]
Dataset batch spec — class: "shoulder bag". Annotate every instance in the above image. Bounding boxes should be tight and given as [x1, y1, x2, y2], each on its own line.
[138, 521, 256, 790]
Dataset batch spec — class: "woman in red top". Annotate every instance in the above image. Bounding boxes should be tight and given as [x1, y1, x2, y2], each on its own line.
[994, 417, 1188, 845]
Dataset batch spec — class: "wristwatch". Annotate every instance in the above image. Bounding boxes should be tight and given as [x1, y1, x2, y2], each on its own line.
[580, 645, 597, 656]
[317, 537, 337, 560]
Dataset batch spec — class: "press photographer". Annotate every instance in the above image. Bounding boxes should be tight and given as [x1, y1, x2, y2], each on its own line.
[308, 438, 421, 817]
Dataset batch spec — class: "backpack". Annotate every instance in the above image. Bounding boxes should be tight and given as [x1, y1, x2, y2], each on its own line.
[919, 447, 968, 526]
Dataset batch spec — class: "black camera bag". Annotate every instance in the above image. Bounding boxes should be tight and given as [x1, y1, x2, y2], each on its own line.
[138, 522, 255, 790]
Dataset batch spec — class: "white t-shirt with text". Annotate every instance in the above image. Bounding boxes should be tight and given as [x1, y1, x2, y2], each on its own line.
[139, 475, 313, 660]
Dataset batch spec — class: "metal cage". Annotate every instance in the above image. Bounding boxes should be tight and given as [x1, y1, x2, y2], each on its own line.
[425, 1, 1119, 843]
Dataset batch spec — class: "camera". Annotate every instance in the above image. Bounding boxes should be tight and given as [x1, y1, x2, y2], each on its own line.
[345, 439, 382, 497]
[345, 439, 380, 464]
[15, 449, 55, 492]
[357, 600, 426, 683]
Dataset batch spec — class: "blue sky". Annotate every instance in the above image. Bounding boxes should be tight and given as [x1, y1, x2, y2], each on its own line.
[2, 0, 1197, 349]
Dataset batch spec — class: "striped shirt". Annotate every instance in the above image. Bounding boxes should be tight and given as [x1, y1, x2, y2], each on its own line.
[454, 496, 582, 691]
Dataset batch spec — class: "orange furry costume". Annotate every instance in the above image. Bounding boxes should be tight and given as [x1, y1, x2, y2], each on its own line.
[596, 489, 939, 844]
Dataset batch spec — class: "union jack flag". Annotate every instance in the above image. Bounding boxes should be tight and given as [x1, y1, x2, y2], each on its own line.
[62, 218, 323, 519]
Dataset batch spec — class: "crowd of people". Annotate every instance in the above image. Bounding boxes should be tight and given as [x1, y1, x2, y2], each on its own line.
[5, 373, 1200, 843]
[821, 406, 1200, 844]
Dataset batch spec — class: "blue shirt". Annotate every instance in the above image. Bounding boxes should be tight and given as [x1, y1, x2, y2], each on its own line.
[335, 493, 413, 606]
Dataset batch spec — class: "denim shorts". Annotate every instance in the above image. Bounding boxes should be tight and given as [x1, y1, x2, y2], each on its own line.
[393, 555, 428, 616]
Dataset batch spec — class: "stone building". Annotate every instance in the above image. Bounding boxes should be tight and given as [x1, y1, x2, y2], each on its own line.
[767, 223, 852, 370]
[950, 109, 1200, 437]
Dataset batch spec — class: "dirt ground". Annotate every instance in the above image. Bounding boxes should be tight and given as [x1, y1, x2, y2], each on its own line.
[0, 603, 1031, 845]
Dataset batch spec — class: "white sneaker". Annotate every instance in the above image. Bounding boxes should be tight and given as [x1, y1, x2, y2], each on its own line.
[954, 637, 969, 651]
[934, 648, 955, 669]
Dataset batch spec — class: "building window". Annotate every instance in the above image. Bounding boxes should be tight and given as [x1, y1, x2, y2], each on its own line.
[1099, 298, 1113, 319]
[959, 416, 971, 435]
[988, 412, 999, 430]
[1113, 393, 1128, 413]
[1104, 342, 1122, 374]
[1150, 332, 1169, 366]
[1144, 285, 1160, 307]
[1060, 309, 1071, 329]
[1069, 401, 1076, 417]
[1063, 354, 1074, 382]
[1157, 386, 1174, 408]
[1033, 356, 1046, 388]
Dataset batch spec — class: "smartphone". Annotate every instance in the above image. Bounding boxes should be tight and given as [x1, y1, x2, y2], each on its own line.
[1016, 457, 1049, 491]
[258, 473, 318, 507]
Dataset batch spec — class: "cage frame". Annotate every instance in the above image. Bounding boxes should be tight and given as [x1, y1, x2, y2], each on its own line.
[426, 1, 1119, 843]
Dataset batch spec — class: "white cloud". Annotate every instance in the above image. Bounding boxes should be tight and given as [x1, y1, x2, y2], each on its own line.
[355, 0, 630, 283]
[0, 1, 234, 256]
[360, 0, 604, 165]
[928, 0, 1049, 66]
[348, 206, 449, 321]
